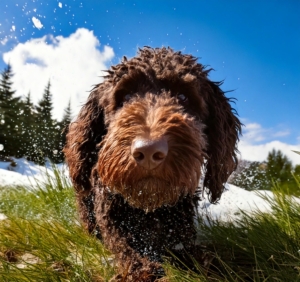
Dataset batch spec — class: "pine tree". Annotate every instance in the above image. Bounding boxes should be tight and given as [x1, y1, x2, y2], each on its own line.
[34, 81, 57, 164]
[0, 64, 22, 157]
[229, 150, 300, 195]
[265, 149, 293, 184]
[18, 92, 37, 159]
[229, 160, 270, 190]
[52, 100, 72, 163]
[294, 165, 300, 177]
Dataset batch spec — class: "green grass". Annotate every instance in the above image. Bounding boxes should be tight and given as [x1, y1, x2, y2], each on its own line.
[164, 175, 300, 281]
[0, 167, 114, 281]
[1, 168, 300, 281]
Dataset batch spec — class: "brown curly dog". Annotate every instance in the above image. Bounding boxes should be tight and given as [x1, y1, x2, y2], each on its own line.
[64, 47, 242, 281]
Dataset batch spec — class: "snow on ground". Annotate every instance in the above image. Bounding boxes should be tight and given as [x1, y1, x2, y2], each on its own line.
[0, 158, 68, 187]
[0, 158, 273, 222]
[198, 183, 273, 224]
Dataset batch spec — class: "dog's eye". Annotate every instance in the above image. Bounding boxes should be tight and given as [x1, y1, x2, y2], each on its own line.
[177, 94, 189, 105]
[124, 94, 132, 102]
[117, 93, 133, 108]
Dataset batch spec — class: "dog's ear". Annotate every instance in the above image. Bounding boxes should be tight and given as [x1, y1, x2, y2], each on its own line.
[203, 80, 242, 203]
[64, 87, 106, 193]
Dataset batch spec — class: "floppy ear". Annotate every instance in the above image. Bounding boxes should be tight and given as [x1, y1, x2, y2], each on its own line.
[64, 87, 106, 194]
[203, 80, 242, 203]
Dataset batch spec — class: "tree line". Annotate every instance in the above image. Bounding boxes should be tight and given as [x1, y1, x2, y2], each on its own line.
[0, 64, 71, 164]
[1, 63, 299, 195]
[229, 149, 300, 196]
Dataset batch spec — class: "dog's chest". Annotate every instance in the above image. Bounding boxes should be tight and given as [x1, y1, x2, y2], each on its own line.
[109, 195, 197, 261]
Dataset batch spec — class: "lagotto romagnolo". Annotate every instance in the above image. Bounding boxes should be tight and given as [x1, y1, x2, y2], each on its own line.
[64, 47, 242, 281]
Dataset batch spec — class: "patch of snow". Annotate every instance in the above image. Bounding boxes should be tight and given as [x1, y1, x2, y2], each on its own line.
[58, 2, 62, 8]
[0, 159, 281, 225]
[1, 38, 8, 46]
[0, 158, 68, 188]
[198, 183, 272, 224]
[32, 17, 43, 29]
[174, 243, 184, 250]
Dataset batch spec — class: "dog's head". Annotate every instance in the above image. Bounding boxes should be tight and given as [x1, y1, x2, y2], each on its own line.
[64, 47, 242, 211]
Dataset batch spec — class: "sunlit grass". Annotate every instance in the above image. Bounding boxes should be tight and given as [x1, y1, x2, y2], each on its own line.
[164, 174, 300, 281]
[1, 168, 300, 281]
[0, 167, 114, 281]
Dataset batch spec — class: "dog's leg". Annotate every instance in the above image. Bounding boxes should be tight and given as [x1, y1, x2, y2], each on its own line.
[93, 185, 202, 281]
[94, 187, 166, 281]
[76, 191, 102, 240]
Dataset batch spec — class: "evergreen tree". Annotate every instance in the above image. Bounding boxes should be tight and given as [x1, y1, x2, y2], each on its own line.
[294, 165, 300, 177]
[52, 100, 72, 163]
[0, 64, 22, 157]
[230, 150, 300, 196]
[265, 149, 293, 184]
[229, 160, 270, 190]
[34, 81, 57, 164]
[18, 92, 37, 159]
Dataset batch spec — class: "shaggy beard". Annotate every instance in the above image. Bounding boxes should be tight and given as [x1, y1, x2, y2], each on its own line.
[108, 170, 200, 212]
[97, 148, 203, 211]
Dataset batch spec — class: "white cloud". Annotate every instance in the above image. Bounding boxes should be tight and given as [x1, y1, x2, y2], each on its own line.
[242, 122, 267, 143]
[238, 122, 300, 165]
[272, 130, 290, 138]
[3, 28, 114, 120]
[3, 33, 299, 165]
[32, 17, 43, 29]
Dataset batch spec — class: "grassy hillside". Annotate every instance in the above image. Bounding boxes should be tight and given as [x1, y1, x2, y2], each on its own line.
[1, 167, 300, 281]
[0, 168, 114, 281]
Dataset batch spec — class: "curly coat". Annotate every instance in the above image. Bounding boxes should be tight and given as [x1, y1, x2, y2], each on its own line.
[64, 47, 242, 281]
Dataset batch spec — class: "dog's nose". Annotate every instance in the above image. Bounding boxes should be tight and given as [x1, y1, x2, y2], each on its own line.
[131, 138, 168, 170]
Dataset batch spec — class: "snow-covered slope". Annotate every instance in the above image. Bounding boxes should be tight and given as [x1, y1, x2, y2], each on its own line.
[0, 158, 272, 222]
[198, 183, 272, 223]
[0, 158, 68, 187]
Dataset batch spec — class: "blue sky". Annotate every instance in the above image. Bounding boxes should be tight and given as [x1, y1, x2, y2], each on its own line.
[0, 0, 299, 163]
